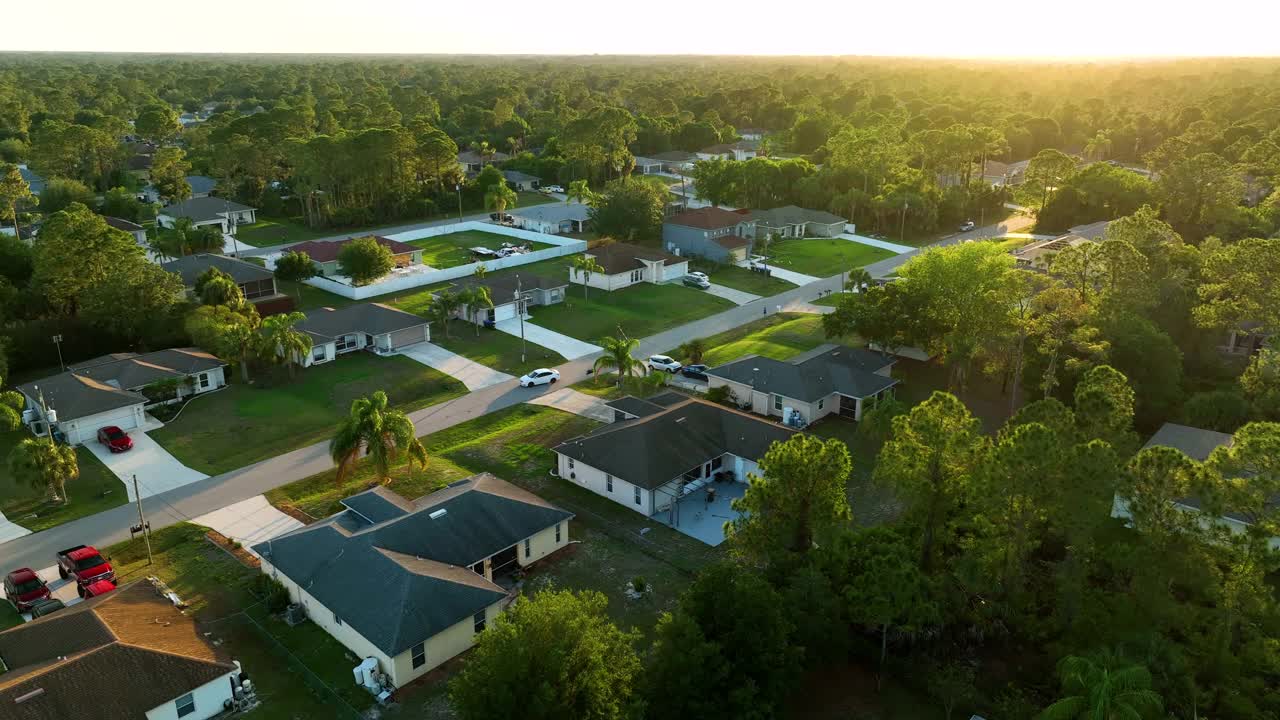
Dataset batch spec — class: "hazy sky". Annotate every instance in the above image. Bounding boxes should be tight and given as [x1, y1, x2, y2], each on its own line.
[7, 0, 1279, 58]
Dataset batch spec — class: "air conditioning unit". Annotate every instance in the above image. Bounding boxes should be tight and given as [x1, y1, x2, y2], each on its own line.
[283, 603, 308, 627]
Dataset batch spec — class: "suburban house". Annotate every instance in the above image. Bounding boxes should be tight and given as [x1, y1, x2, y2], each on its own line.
[502, 170, 541, 191]
[696, 141, 758, 161]
[752, 205, 847, 239]
[141, 175, 217, 203]
[447, 273, 568, 326]
[157, 196, 257, 234]
[1111, 423, 1279, 551]
[457, 149, 510, 173]
[632, 156, 665, 174]
[1011, 220, 1112, 270]
[738, 128, 767, 141]
[105, 216, 148, 247]
[289, 236, 423, 277]
[162, 253, 285, 307]
[509, 202, 591, 235]
[982, 159, 1030, 186]
[572, 242, 689, 292]
[552, 395, 794, 539]
[17, 348, 225, 445]
[662, 206, 757, 263]
[651, 150, 698, 173]
[705, 344, 899, 424]
[1219, 324, 1273, 357]
[0, 581, 247, 720]
[254, 475, 573, 688]
[296, 303, 431, 366]
[17, 164, 45, 195]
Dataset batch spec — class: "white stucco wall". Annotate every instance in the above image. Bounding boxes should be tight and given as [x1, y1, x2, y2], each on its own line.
[302, 341, 337, 368]
[144, 668, 238, 720]
[558, 453, 652, 516]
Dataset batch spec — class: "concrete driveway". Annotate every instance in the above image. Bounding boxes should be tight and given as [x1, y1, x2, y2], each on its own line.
[495, 318, 602, 360]
[705, 283, 761, 306]
[526, 388, 615, 423]
[0, 511, 31, 544]
[398, 342, 515, 390]
[191, 495, 303, 559]
[86, 433, 209, 502]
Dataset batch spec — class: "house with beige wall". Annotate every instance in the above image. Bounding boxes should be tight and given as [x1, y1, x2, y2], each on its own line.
[253, 476, 572, 690]
[570, 242, 689, 292]
[705, 344, 898, 425]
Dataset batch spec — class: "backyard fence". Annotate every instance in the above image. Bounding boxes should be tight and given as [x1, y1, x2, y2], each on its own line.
[300, 221, 587, 300]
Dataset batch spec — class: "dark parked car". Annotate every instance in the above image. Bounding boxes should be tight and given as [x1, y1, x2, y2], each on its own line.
[489, 212, 513, 223]
[681, 364, 709, 381]
[29, 598, 66, 618]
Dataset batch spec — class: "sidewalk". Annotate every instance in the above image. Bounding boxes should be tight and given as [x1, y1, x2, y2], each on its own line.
[837, 233, 914, 254]
[495, 317, 602, 360]
[734, 260, 820, 286]
[397, 342, 514, 390]
[0, 511, 31, 544]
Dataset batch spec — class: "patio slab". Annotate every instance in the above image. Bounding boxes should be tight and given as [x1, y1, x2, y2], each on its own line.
[659, 480, 746, 546]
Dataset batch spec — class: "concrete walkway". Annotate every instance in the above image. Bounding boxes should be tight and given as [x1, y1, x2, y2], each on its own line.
[495, 317, 602, 360]
[526, 388, 615, 423]
[705, 283, 761, 306]
[397, 342, 515, 391]
[733, 260, 821, 286]
[86, 432, 209, 502]
[191, 495, 303, 559]
[837, 233, 915, 254]
[0, 511, 31, 544]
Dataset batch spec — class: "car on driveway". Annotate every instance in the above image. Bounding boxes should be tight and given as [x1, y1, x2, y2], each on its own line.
[519, 368, 560, 387]
[543, 185, 565, 193]
[30, 598, 66, 618]
[681, 364, 709, 381]
[489, 212, 514, 223]
[82, 579, 117, 599]
[4, 568, 51, 612]
[56, 545, 114, 594]
[958, 220, 976, 232]
[688, 271, 709, 283]
[97, 425, 133, 453]
[647, 355, 682, 373]
[683, 275, 711, 289]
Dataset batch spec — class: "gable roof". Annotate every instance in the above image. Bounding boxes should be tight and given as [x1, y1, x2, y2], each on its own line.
[586, 242, 684, 275]
[502, 170, 540, 183]
[714, 234, 751, 249]
[0, 582, 236, 720]
[1142, 423, 1234, 462]
[18, 165, 45, 195]
[666, 206, 751, 231]
[297, 303, 428, 341]
[509, 202, 591, 224]
[752, 205, 846, 228]
[254, 474, 572, 656]
[185, 175, 217, 195]
[706, 344, 898, 403]
[604, 395, 667, 419]
[449, 272, 568, 302]
[159, 196, 255, 223]
[289, 236, 419, 264]
[457, 149, 510, 164]
[162, 253, 274, 286]
[553, 397, 796, 490]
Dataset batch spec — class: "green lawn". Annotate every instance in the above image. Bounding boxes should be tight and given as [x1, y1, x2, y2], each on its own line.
[812, 292, 849, 307]
[0, 430, 127, 533]
[431, 319, 567, 377]
[671, 313, 843, 367]
[766, 238, 895, 277]
[689, 258, 796, 297]
[409, 229, 553, 269]
[531, 283, 735, 342]
[234, 215, 343, 248]
[150, 354, 468, 475]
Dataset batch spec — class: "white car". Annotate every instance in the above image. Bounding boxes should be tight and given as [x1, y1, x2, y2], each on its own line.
[544, 184, 565, 193]
[647, 355, 682, 373]
[959, 220, 976, 232]
[519, 368, 560, 387]
[687, 271, 709, 283]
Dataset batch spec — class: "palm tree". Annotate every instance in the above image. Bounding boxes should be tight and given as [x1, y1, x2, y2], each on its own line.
[259, 312, 313, 379]
[458, 286, 494, 337]
[330, 391, 428, 484]
[1038, 655, 1163, 720]
[593, 335, 644, 386]
[475, 140, 495, 167]
[8, 437, 78, 503]
[845, 268, 873, 293]
[679, 339, 706, 364]
[571, 255, 606, 299]
[485, 182, 518, 219]
[566, 179, 595, 206]
[474, 263, 488, 280]
[0, 163, 38, 241]
[428, 291, 462, 339]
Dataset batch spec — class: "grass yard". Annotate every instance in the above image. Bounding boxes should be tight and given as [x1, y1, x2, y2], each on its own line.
[409, 229, 554, 269]
[812, 292, 848, 307]
[689, 258, 796, 297]
[234, 215, 341, 248]
[531, 283, 735, 342]
[767, 237, 895, 277]
[0, 430, 126, 533]
[671, 313, 845, 367]
[151, 354, 468, 475]
[893, 357, 1018, 433]
[431, 319, 568, 377]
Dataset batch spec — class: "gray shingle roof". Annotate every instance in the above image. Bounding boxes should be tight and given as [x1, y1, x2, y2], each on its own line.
[449, 272, 568, 301]
[553, 397, 796, 490]
[185, 175, 217, 195]
[254, 474, 572, 656]
[341, 486, 415, 525]
[162, 253, 274, 286]
[604, 395, 666, 419]
[297, 303, 428, 341]
[706, 344, 898, 402]
[586, 242, 683, 275]
[1142, 423, 1234, 461]
[509, 202, 591, 224]
[502, 170, 541, 184]
[752, 205, 846, 228]
[159, 196, 254, 223]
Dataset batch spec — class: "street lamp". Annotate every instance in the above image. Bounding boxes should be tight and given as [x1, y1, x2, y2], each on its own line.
[899, 201, 909, 243]
[51, 334, 65, 371]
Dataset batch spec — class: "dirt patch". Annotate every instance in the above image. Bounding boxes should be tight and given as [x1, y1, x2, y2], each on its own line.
[204, 529, 261, 569]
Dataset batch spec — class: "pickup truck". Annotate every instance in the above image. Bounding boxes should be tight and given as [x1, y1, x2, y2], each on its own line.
[56, 545, 115, 596]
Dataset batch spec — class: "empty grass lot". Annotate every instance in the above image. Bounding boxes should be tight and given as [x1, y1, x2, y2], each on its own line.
[673, 313, 847, 367]
[0, 430, 126, 532]
[409, 229, 554, 269]
[689, 258, 796, 296]
[532, 283, 735, 342]
[767, 237, 895, 277]
[150, 354, 467, 475]
[431, 319, 567, 377]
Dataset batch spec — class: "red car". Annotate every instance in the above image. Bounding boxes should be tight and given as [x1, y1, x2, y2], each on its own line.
[4, 568, 52, 612]
[82, 579, 116, 599]
[97, 425, 133, 452]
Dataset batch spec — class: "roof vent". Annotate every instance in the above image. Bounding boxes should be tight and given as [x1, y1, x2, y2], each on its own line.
[15, 688, 45, 704]
[429, 509, 448, 520]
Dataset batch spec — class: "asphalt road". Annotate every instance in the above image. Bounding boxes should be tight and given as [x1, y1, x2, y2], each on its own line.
[863, 213, 1035, 278]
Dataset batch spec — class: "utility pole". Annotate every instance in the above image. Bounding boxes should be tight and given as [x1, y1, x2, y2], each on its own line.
[900, 201, 909, 243]
[35, 386, 50, 438]
[515, 274, 526, 364]
[455, 184, 463, 223]
[132, 475, 153, 566]
[224, 199, 241, 256]
[51, 335, 65, 371]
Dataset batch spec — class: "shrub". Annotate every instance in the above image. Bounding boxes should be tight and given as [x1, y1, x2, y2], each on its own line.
[253, 574, 292, 613]
[631, 576, 647, 594]
[1182, 390, 1250, 432]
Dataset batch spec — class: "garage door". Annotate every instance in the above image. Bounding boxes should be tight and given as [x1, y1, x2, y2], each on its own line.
[492, 303, 517, 323]
[387, 325, 428, 350]
[71, 405, 141, 445]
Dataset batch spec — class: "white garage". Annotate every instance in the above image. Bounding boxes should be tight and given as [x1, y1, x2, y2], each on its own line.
[58, 404, 148, 445]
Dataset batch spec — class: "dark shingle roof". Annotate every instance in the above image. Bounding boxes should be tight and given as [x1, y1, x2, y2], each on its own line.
[604, 396, 666, 419]
[553, 398, 796, 490]
[297, 303, 428, 341]
[449, 273, 568, 301]
[290, 236, 419, 263]
[713, 234, 750, 249]
[752, 205, 846, 228]
[1142, 423, 1234, 461]
[159, 196, 254, 223]
[162, 253, 274, 286]
[666, 206, 751, 230]
[341, 486, 415, 525]
[185, 175, 217, 195]
[706, 344, 898, 403]
[254, 474, 572, 656]
[502, 170, 540, 183]
[586, 242, 684, 275]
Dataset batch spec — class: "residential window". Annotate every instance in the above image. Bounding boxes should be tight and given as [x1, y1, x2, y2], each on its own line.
[555, 523, 562, 542]
[631, 269, 642, 282]
[634, 487, 642, 506]
[176, 693, 196, 718]
[474, 610, 486, 633]
[198, 373, 210, 389]
[411, 642, 426, 669]
[606, 474, 613, 492]
[773, 395, 783, 411]
[568, 458, 575, 470]
[312, 346, 326, 361]
[336, 334, 358, 352]
[817, 398, 825, 410]
[711, 456, 722, 470]
[524, 538, 531, 558]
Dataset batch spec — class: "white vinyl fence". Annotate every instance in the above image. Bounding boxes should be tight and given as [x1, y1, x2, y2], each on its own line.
[296, 221, 587, 300]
